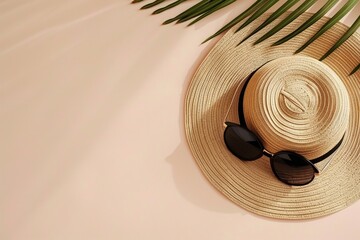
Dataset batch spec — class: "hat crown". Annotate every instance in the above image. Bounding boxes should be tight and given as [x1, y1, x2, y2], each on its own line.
[243, 56, 350, 159]
[280, 80, 313, 114]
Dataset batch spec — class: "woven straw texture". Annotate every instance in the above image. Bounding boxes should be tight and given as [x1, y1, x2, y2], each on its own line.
[243, 57, 349, 160]
[185, 12, 360, 220]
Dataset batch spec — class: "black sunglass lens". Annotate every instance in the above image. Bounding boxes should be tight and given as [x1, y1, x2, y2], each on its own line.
[224, 124, 263, 160]
[271, 152, 315, 186]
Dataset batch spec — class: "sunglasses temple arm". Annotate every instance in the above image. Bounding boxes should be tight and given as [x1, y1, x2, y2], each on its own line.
[319, 155, 334, 173]
[309, 160, 320, 174]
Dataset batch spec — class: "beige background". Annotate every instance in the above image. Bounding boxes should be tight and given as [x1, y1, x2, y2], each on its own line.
[1, 0, 359, 239]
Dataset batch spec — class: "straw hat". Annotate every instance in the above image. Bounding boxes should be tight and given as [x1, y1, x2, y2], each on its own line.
[185, 12, 360, 219]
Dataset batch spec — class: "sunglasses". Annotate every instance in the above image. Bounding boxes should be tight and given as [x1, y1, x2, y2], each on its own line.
[223, 69, 344, 186]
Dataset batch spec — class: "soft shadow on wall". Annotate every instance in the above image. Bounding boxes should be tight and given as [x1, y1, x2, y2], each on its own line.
[165, 38, 245, 214]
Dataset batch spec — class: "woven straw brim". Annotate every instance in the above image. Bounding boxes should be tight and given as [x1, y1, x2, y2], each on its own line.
[185, 12, 360, 220]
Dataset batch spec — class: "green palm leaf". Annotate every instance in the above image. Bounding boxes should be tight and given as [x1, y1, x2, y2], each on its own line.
[153, 0, 187, 15]
[234, 0, 280, 33]
[201, 0, 265, 44]
[320, 15, 360, 60]
[141, 0, 166, 10]
[134, 0, 360, 74]
[188, 0, 236, 26]
[162, 0, 211, 25]
[177, 0, 225, 23]
[273, 0, 339, 46]
[239, 0, 300, 44]
[295, 0, 360, 54]
[254, 0, 318, 45]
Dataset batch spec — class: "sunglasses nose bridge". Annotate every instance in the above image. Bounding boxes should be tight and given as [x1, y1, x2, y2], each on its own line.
[263, 149, 273, 158]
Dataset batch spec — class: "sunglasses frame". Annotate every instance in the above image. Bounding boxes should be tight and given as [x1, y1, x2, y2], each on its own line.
[224, 122, 320, 186]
